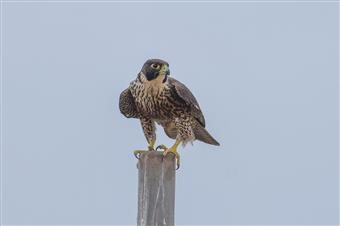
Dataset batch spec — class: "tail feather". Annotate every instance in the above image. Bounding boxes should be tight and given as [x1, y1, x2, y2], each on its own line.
[193, 123, 220, 146]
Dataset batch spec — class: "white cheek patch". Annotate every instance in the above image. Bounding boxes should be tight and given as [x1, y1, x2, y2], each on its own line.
[154, 74, 166, 85]
[141, 74, 167, 96]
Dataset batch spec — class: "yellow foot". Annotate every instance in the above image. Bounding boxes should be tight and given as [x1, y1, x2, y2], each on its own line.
[163, 147, 181, 170]
[133, 145, 154, 159]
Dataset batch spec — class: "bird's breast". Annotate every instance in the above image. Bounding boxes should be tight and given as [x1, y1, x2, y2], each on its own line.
[132, 82, 172, 119]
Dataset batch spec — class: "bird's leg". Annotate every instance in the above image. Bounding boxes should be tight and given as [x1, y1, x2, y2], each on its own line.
[134, 139, 156, 159]
[162, 140, 181, 170]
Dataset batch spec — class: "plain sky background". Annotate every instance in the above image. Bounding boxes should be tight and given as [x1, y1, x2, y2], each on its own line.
[1, 1, 338, 225]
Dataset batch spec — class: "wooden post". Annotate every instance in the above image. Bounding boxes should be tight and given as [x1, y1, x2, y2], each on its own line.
[137, 151, 176, 226]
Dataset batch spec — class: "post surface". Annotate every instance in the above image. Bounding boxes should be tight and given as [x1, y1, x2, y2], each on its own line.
[137, 151, 176, 226]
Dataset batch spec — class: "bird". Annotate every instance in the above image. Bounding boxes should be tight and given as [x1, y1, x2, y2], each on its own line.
[119, 59, 219, 169]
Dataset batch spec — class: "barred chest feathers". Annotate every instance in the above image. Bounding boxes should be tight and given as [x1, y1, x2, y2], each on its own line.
[130, 72, 171, 118]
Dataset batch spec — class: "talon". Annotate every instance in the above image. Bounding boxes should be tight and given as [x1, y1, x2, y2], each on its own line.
[134, 144, 155, 159]
[156, 144, 168, 151]
[134, 150, 146, 159]
[163, 148, 181, 170]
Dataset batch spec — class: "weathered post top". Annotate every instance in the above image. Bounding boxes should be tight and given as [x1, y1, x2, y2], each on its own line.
[137, 151, 176, 226]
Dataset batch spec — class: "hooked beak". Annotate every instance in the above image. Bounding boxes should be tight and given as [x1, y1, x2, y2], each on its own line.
[160, 65, 170, 83]
[160, 65, 170, 76]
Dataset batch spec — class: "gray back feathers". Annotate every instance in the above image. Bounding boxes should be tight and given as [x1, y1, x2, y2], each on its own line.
[168, 78, 206, 127]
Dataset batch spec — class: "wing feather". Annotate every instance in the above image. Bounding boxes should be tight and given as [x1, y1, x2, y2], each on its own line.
[168, 77, 206, 127]
[119, 88, 139, 118]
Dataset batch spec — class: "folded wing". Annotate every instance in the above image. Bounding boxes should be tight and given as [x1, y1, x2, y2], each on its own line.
[168, 77, 206, 127]
[119, 88, 139, 118]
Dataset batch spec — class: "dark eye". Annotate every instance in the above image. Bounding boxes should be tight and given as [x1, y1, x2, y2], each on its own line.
[151, 63, 160, 70]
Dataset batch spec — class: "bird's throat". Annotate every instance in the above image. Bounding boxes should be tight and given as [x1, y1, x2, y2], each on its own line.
[145, 76, 167, 95]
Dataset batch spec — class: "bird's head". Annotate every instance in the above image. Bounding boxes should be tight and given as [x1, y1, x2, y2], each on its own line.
[140, 59, 170, 82]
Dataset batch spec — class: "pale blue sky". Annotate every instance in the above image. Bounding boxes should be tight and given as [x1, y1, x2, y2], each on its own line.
[2, 1, 338, 225]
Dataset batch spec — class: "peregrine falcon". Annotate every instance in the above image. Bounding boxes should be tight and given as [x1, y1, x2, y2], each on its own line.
[119, 59, 219, 169]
